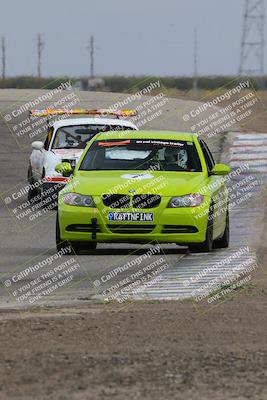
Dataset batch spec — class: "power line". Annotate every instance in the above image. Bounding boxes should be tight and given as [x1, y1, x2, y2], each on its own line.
[1, 36, 6, 80]
[239, 0, 265, 84]
[37, 33, 44, 78]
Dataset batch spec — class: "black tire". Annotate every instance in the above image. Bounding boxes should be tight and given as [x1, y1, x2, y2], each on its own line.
[56, 213, 74, 254]
[27, 166, 41, 203]
[72, 242, 97, 254]
[213, 210, 230, 249]
[189, 205, 214, 253]
[42, 189, 57, 210]
[28, 187, 38, 202]
[41, 170, 57, 210]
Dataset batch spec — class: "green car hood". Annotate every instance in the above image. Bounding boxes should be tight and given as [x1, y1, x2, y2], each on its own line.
[70, 170, 208, 197]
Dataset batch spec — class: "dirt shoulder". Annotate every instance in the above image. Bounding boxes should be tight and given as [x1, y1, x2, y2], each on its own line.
[0, 279, 267, 400]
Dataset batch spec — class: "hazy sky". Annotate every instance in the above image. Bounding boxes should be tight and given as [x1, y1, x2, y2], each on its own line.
[0, 0, 262, 77]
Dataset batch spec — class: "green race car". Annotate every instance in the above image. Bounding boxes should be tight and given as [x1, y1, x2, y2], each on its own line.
[56, 130, 231, 254]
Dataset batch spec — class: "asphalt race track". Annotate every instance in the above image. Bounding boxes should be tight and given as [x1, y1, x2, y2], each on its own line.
[0, 89, 265, 309]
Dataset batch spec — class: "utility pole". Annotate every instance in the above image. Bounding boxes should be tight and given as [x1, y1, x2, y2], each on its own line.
[1, 36, 6, 80]
[37, 33, 44, 78]
[88, 35, 94, 79]
[193, 28, 198, 92]
[239, 0, 265, 87]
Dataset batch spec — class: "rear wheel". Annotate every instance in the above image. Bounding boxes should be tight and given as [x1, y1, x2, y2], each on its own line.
[42, 185, 58, 210]
[189, 205, 214, 253]
[213, 210, 230, 249]
[41, 169, 58, 210]
[27, 166, 41, 203]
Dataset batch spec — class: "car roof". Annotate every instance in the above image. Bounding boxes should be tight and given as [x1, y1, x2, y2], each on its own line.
[94, 130, 197, 142]
[52, 117, 137, 131]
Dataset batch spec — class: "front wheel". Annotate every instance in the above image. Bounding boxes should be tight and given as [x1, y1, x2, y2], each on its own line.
[56, 213, 74, 254]
[188, 205, 214, 253]
[213, 210, 230, 249]
[72, 242, 97, 254]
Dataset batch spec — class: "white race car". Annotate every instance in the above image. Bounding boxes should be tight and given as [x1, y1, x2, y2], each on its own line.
[27, 109, 138, 206]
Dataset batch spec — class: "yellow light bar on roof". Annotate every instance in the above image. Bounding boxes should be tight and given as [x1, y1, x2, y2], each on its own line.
[29, 108, 138, 117]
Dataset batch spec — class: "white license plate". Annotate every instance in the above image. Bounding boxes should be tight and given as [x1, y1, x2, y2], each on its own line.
[108, 212, 154, 222]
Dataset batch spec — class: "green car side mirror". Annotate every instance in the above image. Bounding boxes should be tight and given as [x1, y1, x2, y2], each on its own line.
[55, 162, 73, 177]
[210, 163, 231, 176]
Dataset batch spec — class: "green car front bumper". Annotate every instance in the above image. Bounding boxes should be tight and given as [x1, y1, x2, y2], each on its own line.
[58, 196, 211, 245]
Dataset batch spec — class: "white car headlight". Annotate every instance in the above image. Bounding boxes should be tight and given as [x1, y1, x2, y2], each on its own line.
[168, 194, 204, 208]
[64, 193, 95, 207]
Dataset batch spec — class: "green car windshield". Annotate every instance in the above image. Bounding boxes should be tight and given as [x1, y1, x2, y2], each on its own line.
[80, 139, 202, 172]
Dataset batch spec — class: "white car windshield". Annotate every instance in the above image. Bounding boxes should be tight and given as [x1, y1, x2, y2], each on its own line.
[52, 125, 135, 149]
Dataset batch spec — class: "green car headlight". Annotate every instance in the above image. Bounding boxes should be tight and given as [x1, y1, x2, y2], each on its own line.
[168, 194, 204, 208]
[64, 193, 95, 207]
